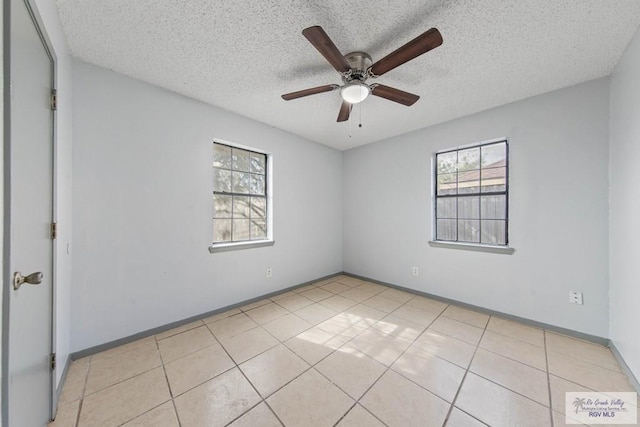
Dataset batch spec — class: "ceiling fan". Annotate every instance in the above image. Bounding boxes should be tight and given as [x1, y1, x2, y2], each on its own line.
[281, 26, 443, 122]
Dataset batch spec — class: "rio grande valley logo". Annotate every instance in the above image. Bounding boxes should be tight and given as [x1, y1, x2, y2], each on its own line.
[566, 392, 637, 424]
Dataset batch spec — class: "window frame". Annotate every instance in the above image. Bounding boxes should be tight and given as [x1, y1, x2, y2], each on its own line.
[431, 137, 512, 252]
[209, 139, 274, 253]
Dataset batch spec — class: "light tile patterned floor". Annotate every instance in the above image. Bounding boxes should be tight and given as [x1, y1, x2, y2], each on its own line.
[51, 275, 638, 427]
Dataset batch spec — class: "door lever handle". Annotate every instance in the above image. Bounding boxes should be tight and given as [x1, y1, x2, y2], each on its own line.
[13, 271, 43, 290]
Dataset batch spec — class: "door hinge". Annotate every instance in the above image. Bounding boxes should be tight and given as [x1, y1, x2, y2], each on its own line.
[50, 353, 56, 371]
[50, 222, 57, 240]
[50, 89, 57, 111]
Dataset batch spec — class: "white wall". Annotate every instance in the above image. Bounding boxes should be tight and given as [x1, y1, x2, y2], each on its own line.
[71, 60, 343, 351]
[32, 0, 73, 389]
[344, 78, 611, 337]
[610, 26, 640, 381]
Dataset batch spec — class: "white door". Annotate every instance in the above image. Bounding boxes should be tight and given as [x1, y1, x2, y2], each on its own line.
[5, 0, 55, 425]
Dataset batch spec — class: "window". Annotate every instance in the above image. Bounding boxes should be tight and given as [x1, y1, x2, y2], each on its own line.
[434, 139, 509, 246]
[212, 141, 270, 247]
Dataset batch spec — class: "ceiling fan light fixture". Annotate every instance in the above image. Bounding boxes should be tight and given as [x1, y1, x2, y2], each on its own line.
[340, 81, 370, 104]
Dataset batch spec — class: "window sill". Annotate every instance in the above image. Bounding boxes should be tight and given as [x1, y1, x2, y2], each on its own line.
[428, 240, 515, 254]
[209, 240, 275, 253]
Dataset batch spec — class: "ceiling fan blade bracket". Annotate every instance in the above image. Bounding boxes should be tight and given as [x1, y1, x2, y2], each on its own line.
[366, 68, 380, 79]
[341, 69, 353, 79]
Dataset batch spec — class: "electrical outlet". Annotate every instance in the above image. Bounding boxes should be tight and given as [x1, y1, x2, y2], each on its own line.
[266, 267, 272, 278]
[569, 291, 583, 305]
[412, 267, 419, 276]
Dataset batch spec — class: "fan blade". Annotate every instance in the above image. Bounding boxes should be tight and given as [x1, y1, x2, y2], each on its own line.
[369, 28, 442, 76]
[371, 84, 420, 106]
[337, 101, 352, 122]
[282, 85, 337, 101]
[302, 26, 351, 73]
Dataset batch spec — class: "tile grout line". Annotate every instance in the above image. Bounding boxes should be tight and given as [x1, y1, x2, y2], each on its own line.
[81, 340, 173, 426]
[265, 309, 325, 340]
[462, 368, 554, 408]
[115, 401, 177, 427]
[462, 322, 560, 413]
[231, 302, 358, 423]
[331, 401, 389, 427]
[544, 330, 555, 427]
[217, 337, 262, 425]
[477, 344, 546, 372]
[271, 285, 388, 375]
[153, 278, 348, 421]
[62, 276, 353, 425]
[85, 286, 419, 424]
[223, 283, 412, 425]
[339, 299, 450, 425]
[440, 317, 490, 427]
[264, 291, 452, 383]
[73, 399, 83, 427]
[154, 337, 183, 427]
[546, 347, 629, 375]
[165, 326, 235, 365]
[207, 323, 287, 427]
[221, 400, 268, 427]
[80, 364, 163, 400]
[444, 318, 566, 425]
[482, 327, 546, 348]
[154, 320, 204, 341]
[74, 355, 92, 425]
[254, 401, 286, 427]
[392, 311, 480, 374]
[221, 295, 338, 365]
[331, 401, 359, 426]
[64, 277, 617, 427]
[77, 293, 465, 426]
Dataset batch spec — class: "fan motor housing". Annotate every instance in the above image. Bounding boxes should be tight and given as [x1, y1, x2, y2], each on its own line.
[344, 51, 372, 80]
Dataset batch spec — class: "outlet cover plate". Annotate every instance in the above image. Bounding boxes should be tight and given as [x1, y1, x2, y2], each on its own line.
[569, 291, 583, 305]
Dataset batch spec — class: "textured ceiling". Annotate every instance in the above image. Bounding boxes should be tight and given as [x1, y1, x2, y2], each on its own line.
[55, 0, 640, 150]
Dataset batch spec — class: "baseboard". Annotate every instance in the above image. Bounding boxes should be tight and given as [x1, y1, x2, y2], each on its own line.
[67, 270, 639, 397]
[609, 341, 640, 394]
[70, 272, 342, 360]
[342, 272, 610, 345]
